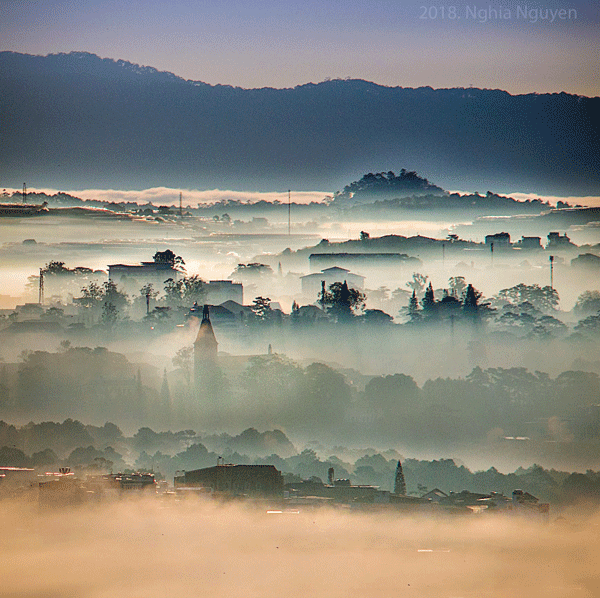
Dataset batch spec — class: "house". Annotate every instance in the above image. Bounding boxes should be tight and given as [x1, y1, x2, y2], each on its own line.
[309, 253, 420, 273]
[204, 280, 243, 305]
[174, 464, 284, 498]
[300, 267, 365, 298]
[547, 232, 575, 249]
[515, 236, 543, 250]
[485, 232, 511, 248]
[421, 488, 449, 503]
[108, 261, 182, 292]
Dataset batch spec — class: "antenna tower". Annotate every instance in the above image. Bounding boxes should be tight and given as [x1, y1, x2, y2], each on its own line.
[288, 189, 291, 236]
[38, 268, 44, 305]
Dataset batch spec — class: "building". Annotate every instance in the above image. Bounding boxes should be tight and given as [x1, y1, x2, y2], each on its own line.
[309, 253, 420, 273]
[515, 236, 543, 250]
[204, 280, 243, 305]
[421, 488, 449, 503]
[300, 267, 365, 299]
[193, 305, 219, 391]
[108, 261, 182, 291]
[547, 232, 575, 249]
[571, 253, 600, 271]
[174, 464, 284, 498]
[485, 232, 511, 248]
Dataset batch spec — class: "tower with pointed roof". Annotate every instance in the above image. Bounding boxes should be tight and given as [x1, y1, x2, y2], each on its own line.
[194, 305, 218, 388]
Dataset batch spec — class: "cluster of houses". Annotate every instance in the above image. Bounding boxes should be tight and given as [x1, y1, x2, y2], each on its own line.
[1, 460, 548, 521]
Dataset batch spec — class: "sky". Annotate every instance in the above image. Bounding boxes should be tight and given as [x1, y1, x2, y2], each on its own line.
[1, 0, 598, 96]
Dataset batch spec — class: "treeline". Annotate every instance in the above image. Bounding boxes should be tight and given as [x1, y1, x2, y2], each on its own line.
[2, 344, 600, 447]
[1, 419, 600, 505]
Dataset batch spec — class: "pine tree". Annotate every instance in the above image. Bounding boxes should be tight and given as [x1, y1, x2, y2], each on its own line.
[408, 289, 419, 318]
[421, 282, 435, 312]
[394, 460, 407, 495]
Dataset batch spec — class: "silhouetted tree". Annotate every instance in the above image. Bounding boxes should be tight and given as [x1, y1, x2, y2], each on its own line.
[153, 249, 185, 271]
[408, 289, 420, 320]
[321, 281, 366, 321]
[494, 283, 559, 313]
[406, 272, 428, 295]
[448, 276, 467, 297]
[102, 280, 129, 313]
[172, 346, 193, 386]
[139, 283, 159, 315]
[251, 296, 272, 321]
[100, 302, 118, 327]
[574, 291, 600, 316]
[421, 282, 435, 314]
[163, 275, 206, 307]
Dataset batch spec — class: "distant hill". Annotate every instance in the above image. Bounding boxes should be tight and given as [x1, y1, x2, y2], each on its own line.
[1, 51, 599, 194]
[332, 170, 445, 203]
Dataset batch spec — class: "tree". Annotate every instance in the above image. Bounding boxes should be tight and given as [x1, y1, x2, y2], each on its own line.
[44, 261, 71, 275]
[408, 290, 420, 320]
[164, 276, 206, 307]
[361, 309, 394, 325]
[494, 283, 559, 313]
[421, 282, 435, 313]
[102, 280, 129, 312]
[574, 314, 600, 335]
[230, 263, 274, 280]
[448, 276, 467, 297]
[139, 283, 159, 315]
[75, 281, 104, 324]
[173, 346, 193, 385]
[77, 281, 103, 308]
[321, 281, 366, 321]
[181, 275, 206, 304]
[574, 291, 600, 316]
[462, 283, 482, 316]
[153, 249, 185, 271]
[406, 272, 428, 295]
[251, 296, 272, 321]
[101, 302, 118, 327]
[369, 286, 390, 307]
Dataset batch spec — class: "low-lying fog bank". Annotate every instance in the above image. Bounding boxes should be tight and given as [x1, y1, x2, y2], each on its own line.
[1, 499, 598, 598]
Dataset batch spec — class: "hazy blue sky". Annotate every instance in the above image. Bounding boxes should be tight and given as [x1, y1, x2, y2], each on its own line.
[1, 0, 598, 95]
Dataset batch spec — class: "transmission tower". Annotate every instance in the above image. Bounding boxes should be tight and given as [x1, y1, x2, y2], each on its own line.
[38, 268, 44, 305]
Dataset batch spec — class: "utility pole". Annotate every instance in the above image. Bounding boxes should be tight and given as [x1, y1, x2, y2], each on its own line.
[288, 189, 291, 236]
[179, 191, 183, 217]
[38, 268, 44, 305]
[549, 255, 555, 289]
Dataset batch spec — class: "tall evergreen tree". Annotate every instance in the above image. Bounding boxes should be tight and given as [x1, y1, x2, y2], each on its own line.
[421, 282, 435, 313]
[394, 460, 407, 495]
[408, 289, 420, 320]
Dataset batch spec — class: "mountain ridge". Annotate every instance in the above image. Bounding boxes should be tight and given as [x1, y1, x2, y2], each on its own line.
[3, 51, 595, 97]
[1, 51, 598, 195]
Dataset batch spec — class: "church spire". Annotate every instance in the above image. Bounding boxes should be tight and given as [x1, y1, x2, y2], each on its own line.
[194, 304, 218, 388]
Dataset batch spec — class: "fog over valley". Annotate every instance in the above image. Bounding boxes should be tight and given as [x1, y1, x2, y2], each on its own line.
[1, 40, 599, 597]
